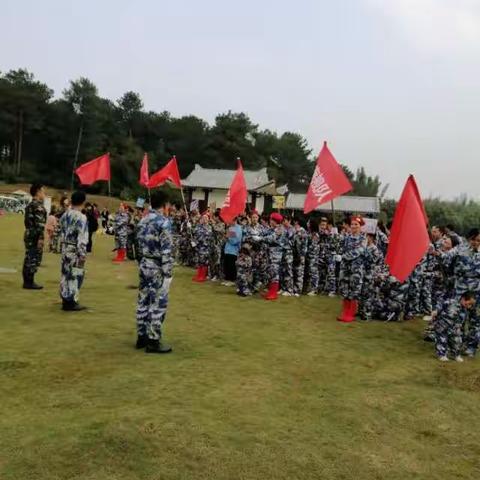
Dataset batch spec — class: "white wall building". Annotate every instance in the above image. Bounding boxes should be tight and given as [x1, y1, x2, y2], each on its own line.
[182, 164, 276, 213]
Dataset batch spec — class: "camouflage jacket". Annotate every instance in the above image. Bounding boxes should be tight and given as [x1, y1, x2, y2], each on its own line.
[24, 199, 47, 247]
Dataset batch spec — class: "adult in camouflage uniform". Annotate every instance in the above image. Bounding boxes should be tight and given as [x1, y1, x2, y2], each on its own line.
[192, 213, 213, 282]
[293, 220, 308, 296]
[359, 233, 384, 321]
[59, 191, 88, 311]
[435, 292, 476, 362]
[135, 191, 173, 354]
[112, 203, 129, 262]
[22, 183, 47, 289]
[439, 229, 480, 356]
[325, 225, 340, 296]
[306, 219, 320, 296]
[337, 216, 366, 322]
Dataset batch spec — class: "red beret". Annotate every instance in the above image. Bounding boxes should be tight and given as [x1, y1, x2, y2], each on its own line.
[270, 212, 283, 223]
[351, 215, 365, 226]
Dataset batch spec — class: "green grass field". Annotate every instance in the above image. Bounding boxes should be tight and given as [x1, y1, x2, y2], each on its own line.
[0, 214, 479, 480]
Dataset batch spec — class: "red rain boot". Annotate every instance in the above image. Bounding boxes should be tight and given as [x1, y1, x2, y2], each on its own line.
[198, 266, 208, 282]
[112, 248, 126, 263]
[337, 299, 353, 322]
[264, 282, 279, 300]
[192, 267, 202, 282]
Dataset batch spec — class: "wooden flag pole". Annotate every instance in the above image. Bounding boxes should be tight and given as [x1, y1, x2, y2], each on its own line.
[330, 199, 336, 225]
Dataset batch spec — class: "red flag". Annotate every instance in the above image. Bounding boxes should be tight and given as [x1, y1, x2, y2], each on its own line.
[139, 153, 150, 187]
[385, 175, 430, 282]
[148, 156, 182, 188]
[303, 142, 352, 214]
[220, 159, 247, 224]
[75, 153, 111, 185]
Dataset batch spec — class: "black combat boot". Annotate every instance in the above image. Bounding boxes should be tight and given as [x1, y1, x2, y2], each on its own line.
[23, 272, 43, 290]
[135, 335, 148, 349]
[62, 300, 87, 311]
[145, 338, 172, 354]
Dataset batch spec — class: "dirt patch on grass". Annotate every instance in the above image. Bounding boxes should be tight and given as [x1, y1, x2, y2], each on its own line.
[437, 369, 480, 392]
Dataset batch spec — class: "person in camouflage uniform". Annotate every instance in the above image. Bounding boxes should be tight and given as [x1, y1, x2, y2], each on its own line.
[337, 216, 366, 322]
[59, 191, 88, 311]
[293, 220, 308, 296]
[424, 235, 460, 341]
[192, 213, 213, 282]
[438, 228, 480, 356]
[373, 273, 409, 322]
[359, 233, 384, 320]
[112, 203, 129, 262]
[280, 216, 295, 296]
[434, 292, 476, 362]
[22, 183, 47, 289]
[51, 196, 70, 254]
[306, 219, 320, 296]
[210, 211, 226, 281]
[261, 212, 285, 300]
[135, 191, 173, 354]
[243, 212, 268, 292]
[236, 245, 253, 296]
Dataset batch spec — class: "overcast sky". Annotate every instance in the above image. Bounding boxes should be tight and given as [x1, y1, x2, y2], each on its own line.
[2, 0, 480, 199]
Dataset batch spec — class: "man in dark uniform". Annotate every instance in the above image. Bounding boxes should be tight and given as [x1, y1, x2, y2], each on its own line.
[22, 183, 47, 290]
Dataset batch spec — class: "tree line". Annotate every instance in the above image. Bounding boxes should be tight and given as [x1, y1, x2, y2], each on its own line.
[0, 69, 381, 198]
[1, 68, 479, 232]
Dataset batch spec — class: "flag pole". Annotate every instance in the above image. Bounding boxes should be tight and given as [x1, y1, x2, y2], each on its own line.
[330, 199, 336, 225]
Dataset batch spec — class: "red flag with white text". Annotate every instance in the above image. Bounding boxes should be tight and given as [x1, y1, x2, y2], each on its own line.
[303, 142, 352, 214]
[75, 153, 111, 185]
[220, 159, 247, 224]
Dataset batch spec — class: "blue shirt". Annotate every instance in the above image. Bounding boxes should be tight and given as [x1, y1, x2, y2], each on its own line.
[224, 223, 242, 256]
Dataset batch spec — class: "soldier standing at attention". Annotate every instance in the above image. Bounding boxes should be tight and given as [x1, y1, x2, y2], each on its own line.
[135, 191, 173, 354]
[22, 183, 47, 290]
[59, 191, 88, 311]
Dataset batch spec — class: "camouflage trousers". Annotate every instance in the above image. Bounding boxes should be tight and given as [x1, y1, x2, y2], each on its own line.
[136, 258, 171, 341]
[280, 251, 294, 293]
[60, 251, 85, 303]
[405, 273, 421, 317]
[435, 318, 463, 358]
[115, 230, 128, 249]
[268, 250, 283, 284]
[464, 305, 480, 354]
[359, 277, 376, 320]
[252, 249, 268, 290]
[293, 257, 305, 295]
[339, 263, 363, 300]
[209, 245, 223, 279]
[306, 257, 319, 293]
[23, 245, 43, 277]
[325, 257, 337, 294]
[419, 273, 433, 315]
[127, 232, 136, 260]
[236, 265, 253, 295]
